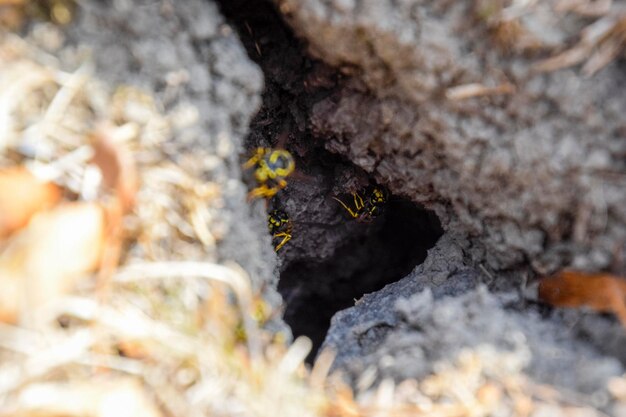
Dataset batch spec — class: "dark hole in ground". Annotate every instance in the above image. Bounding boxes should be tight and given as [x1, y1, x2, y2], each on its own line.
[216, 0, 444, 359]
[279, 201, 443, 357]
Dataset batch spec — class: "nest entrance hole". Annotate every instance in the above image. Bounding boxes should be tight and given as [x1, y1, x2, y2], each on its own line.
[216, 0, 444, 359]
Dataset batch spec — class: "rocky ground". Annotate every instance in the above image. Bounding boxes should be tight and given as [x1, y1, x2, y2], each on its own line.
[219, 0, 626, 412]
[1, 0, 626, 416]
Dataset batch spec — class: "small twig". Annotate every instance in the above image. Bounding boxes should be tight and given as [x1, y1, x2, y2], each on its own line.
[277, 336, 311, 375]
[445, 83, 515, 100]
[77, 353, 145, 375]
[39, 63, 92, 143]
[479, 264, 496, 285]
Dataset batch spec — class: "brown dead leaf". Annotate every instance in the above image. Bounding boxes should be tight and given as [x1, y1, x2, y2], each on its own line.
[538, 270, 626, 326]
[0, 167, 61, 239]
[89, 125, 139, 292]
[0, 202, 105, 323]
[10, 378, 162, 417]
[90, 124, 139, 214]
[0, 3, 25, 30]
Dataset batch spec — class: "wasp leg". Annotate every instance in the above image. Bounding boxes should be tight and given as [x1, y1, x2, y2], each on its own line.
[248, 185, 277, 200]
[357, 212, 375, 223]
[277, 178, 288, 189]
[273, 232, 292, 251]
[242, 147, 265, 169]
[332, 196, 359, 218]
[247, 185, 267, 200]
[248, 178, 288, 200]
[353, 192, 364, 210]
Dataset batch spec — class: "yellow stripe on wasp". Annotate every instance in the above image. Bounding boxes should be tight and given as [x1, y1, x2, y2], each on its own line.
[243, 148, 295, 200]
[332, 186, 388, 223]
[268, 209, 292, 251]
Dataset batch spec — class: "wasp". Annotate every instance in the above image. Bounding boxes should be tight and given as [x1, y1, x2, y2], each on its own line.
[268, 209, 292, 251]
[333, 186, 388, 223]
[243, 148, 295, 200]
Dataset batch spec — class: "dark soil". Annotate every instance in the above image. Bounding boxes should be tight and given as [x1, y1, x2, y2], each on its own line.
[216, 0, 443, 358]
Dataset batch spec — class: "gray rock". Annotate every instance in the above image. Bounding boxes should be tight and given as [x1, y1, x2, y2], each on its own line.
[323, 235, 479, 369]
[324, 250, 623, 401]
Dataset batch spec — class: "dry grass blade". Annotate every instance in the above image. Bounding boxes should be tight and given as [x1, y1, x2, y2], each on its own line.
[532, 45, 591, 73]
[0, 62, 54, 152]
[11, 378, 162, 417]
[113, 261, 260, 358]
[533, 9, 626, 75]
[0, 322, 40, 355]
[0, 329, 93, 395]
[445, 83, 516, 100]
[39, 63, 91, 141]
[581, 37, 622, 75]
[278, 336, 312, 374]
[373, 379, 396, 413]
[556, 0, 613, 17]
[310, 348, 336, 390]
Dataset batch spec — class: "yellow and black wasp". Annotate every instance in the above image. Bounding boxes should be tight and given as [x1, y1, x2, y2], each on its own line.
[268, 209, 292, 251]
[333, 186, 388, 223]
[243, 147, 295, 200]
